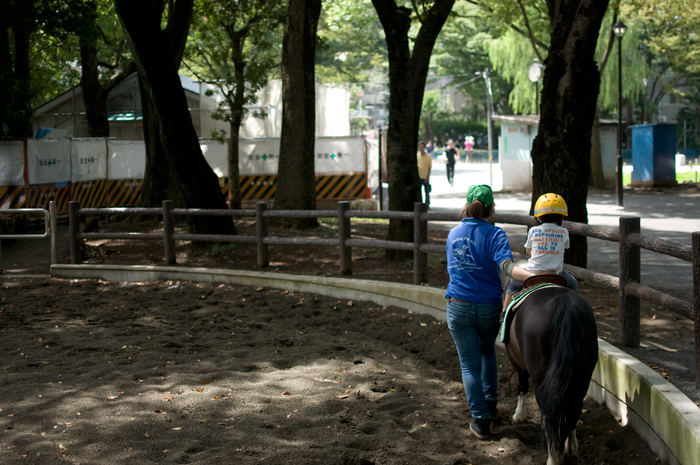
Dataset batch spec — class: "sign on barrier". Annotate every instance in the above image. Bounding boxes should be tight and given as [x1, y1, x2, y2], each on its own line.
[108, 140, 146, 180]
[0, 141, 24, 186]
[27, 139, 71, 185]
[72, 139, 107, 182]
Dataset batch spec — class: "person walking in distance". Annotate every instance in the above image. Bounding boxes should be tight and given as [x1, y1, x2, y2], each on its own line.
[445, 139, 458, 186]
[426, 139, 435, 158]
[417, 141, 432, 206]
[465, 136, 474, 163]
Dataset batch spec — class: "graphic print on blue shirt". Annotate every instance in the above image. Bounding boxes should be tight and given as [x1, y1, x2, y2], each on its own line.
[453, 243, 478, 270]
[445, 219, 513, 304]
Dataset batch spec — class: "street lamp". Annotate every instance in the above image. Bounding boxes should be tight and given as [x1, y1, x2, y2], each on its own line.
[613, 20, 627, 207]
[527, 60, 543, 115]
[477, 69, 495, 186]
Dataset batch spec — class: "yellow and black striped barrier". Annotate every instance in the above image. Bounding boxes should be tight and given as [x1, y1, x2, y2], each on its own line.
[4, 172, 367, 212]
[27, 185, 70, 213]
[240, 175, 278, 201]
[235, 174, 367, 201]
[104, 180, 143, 207]
[72, 180, 108, 208]
[315, 173, 367, 200]
[0, 186, 26, 210]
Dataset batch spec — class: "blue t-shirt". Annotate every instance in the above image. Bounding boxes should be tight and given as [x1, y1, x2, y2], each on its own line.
[445, 218, 513, 304]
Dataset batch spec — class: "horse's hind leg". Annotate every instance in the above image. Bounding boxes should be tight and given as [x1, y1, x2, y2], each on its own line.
[564, 429, 578, 457]
[546, 430, 560, 465]
[512, 371, 528, 423]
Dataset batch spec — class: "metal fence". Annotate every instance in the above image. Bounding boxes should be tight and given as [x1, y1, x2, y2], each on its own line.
[67, 200, 700, 387]
[0, 203, 57, 273]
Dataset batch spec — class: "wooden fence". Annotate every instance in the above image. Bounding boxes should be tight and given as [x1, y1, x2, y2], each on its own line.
[67, 200, 700, 388]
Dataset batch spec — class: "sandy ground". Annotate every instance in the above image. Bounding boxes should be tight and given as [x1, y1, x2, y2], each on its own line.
[0, 277, 661, 464]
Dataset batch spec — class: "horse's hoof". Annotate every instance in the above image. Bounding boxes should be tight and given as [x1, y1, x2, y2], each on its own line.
[512, 414, 524, 423]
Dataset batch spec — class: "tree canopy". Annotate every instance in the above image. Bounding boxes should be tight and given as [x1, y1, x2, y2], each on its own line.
[184, 0, 286, 209]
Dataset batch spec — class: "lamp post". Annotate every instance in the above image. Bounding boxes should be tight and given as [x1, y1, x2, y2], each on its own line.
[527, 60, 543, 115]
[477, 69, 495, 186]
[613, 21, 627, 207]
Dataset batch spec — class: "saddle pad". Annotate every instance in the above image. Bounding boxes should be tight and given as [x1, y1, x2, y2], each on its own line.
[499, 283, 563, 343]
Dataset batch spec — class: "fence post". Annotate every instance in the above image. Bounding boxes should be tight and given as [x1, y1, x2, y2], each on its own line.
[69, 201, 81, 265]
[49, 201, 58, 265]
[163, 200, 176, 265]
[619, 216, 641, 347]
[693, 232, 700, 388]
[338, 201, 352, 275]
[414, 202, 428, 285]
[256, 202, 269, 268]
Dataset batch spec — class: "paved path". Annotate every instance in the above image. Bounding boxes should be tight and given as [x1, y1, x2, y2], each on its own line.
[426, 160, 700, 301]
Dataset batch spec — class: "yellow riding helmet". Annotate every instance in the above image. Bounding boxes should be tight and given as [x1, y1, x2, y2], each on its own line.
[534, 193, 568, 217]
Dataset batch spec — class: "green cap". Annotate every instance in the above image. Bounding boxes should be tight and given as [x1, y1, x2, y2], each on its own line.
[467, 185, 494, 206]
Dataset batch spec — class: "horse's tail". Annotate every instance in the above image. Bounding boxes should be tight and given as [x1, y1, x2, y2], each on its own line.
[536, 291, 597, 455]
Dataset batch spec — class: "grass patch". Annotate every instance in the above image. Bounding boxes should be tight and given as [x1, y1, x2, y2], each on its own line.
[206, 242, 240, 255]
[427, 253, 446, 266]
[353, 218, 390, 225]
[623, 171, 699, 186]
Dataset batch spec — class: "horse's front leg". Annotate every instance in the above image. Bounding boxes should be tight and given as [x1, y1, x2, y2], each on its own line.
[564, 429, 578, 457]
[512, 371, 528, 423]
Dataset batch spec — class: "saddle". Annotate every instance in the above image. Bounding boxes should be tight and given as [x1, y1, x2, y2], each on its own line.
[499, 275, 568, 344]
[523, 273, 567, 288]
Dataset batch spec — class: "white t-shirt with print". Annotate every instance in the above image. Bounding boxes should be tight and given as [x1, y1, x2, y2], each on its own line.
[524, 223, 570, 273]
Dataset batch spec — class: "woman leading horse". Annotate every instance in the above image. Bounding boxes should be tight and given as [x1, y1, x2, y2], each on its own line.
[445, 185, 535, 439]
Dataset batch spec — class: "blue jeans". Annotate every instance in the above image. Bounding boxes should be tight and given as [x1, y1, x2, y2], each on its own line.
[446, 300, 501, 420]
[420, 179, 430, 205]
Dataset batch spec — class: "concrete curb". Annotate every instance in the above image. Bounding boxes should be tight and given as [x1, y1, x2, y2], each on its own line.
[588, 340, 700, 465]
[51, 264, 700, 465]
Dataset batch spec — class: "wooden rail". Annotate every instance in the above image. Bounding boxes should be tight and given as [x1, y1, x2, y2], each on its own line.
[67, 200, 700, 388]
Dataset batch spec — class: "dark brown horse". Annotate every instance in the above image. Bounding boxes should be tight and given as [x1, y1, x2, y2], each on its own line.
[505, 286, 598, 465]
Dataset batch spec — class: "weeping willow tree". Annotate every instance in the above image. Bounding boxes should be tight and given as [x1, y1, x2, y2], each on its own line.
[591, 5, 647, 187]
[486, 0, 647, 188]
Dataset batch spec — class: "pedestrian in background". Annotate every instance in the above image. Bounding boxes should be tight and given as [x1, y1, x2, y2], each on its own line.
[465, 136, 474, 163]
[417, 141, 432, 206]
[426, 140, 435, 158]
[445, 139, 458, 186]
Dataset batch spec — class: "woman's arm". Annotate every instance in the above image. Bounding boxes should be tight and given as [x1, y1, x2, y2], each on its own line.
[499, 259, 535, 281]
[510, 265, 534, 282]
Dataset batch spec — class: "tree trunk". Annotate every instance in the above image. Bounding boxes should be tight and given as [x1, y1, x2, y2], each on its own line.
[115, 0, 234, 235]
[228, 113, 243, 210]
[225, 30, 247, 211]
[138, 77, 172, 205]
[0, 23, 12, 139]
[589, 108, 605, 188]
[531, 0, 610, 268]
[371, 0, 455, 259]
[80, 40, 110, 137]
[136, 0, 193, 211]
[274, 0, 322, 229]
[7, 22, 32, 138]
